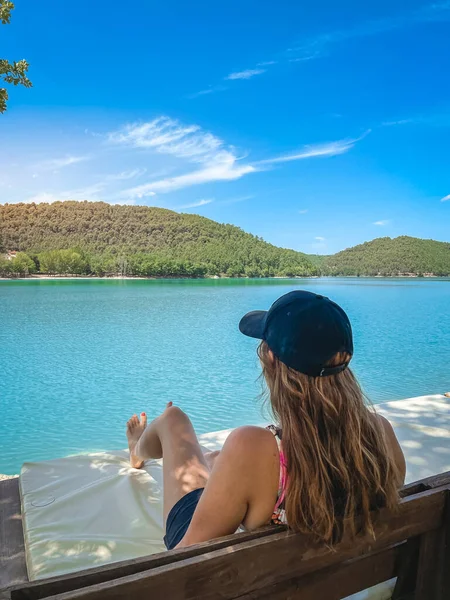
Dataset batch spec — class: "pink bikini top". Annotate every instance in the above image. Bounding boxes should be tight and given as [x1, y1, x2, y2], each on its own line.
[267, 425, 288, 525]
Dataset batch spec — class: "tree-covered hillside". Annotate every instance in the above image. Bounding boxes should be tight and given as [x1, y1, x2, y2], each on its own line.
[324, 236, 450, 276]
[1, 203, 448, 277]
[0, 201, 318, 277]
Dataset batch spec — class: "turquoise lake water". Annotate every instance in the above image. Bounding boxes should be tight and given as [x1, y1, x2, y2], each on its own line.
[1, 278, 449, 474]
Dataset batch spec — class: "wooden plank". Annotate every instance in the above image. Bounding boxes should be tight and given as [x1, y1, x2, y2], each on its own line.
[11, 479, 445, 600]
[401, 470, 450, 497]
[0, 479, 27, 592]
[415, 528, 443, 600]
[414, 489, 450, 600]
[391, 536, 420, 600]
[235, 543, 402, 600]
[40, 487, 447, 600]
[428, 491, 450, 600]
[10, 526, 285, 600]
[440, 493, 450, 599]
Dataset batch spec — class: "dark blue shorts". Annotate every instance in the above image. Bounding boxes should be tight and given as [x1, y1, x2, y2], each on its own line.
[164, 488, 204, 550]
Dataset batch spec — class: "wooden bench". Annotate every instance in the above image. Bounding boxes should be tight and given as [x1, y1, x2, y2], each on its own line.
[1, 471, 449, 600]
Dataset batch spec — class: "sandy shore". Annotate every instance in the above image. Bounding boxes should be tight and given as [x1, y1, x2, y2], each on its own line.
[0, 474, 18, 480]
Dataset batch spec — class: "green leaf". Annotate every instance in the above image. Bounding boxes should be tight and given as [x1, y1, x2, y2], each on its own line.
[0, 2, 32, 112]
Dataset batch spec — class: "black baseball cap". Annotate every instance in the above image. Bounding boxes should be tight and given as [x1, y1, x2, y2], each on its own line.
[239, 290, 353, 377]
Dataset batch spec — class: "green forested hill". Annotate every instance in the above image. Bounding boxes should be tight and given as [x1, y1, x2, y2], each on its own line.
[0, 201, 318, 277]
[0, 202, 448, 277]
[324, 236, 450, 276]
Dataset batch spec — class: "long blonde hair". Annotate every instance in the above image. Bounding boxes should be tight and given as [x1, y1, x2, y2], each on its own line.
[258, 341, 400, 545]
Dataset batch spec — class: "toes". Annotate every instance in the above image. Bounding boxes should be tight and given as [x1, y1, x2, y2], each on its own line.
[166, 401, 173, 409]
[127, 416, 137, 431]
[127, 414, 147, 432]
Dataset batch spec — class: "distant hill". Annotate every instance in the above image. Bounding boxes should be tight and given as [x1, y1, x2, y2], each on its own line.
[324, 236, 450, 276]
[1, 203, 448, 277]
[0, 201, 318, 277]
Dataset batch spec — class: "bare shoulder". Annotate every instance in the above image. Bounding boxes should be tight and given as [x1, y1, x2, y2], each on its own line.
[222, 425, 279, 460]
[374, 413, 398, 441]
[372, 413, 406, 485]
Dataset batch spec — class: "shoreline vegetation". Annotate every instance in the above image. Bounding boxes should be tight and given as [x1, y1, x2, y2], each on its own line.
[1, 201, 449, 278]
[1, 273, 448, 281]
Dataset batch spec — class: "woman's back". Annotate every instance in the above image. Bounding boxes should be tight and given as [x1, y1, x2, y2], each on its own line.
[180, 291, 406, 548]
[127, 290, 406, 551]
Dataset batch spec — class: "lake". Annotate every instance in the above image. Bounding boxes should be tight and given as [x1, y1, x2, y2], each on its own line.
[1, 277, 449, 475]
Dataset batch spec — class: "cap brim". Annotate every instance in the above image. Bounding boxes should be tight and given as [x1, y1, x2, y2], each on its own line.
[239, 310, 267, 339]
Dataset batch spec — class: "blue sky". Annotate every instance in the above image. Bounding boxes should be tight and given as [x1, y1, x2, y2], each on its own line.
[1, 0, 449, 254]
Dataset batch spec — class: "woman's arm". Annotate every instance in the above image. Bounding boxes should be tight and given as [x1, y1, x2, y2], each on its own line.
[176, 426, 280, 548]
[377, 415, 407, 486]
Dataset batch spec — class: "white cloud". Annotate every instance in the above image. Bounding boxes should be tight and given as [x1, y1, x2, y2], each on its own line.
[315, 236, 326, 241]
[382, 119, 415, 127]
[287, 2, 450, 62]
[107, 168, 147, 181]
[36, 155, 89, 171]
[187, 2, 450, 101]
[187, 85, 227, 99]
[123, 162, 256, 198]
[110, 117, 258, 199]
[257, 132, 370, 165]
[373, 220, 390, 226]
[109, 117, 365, 199]
[25, 192, 61, 204]
[26, 183, 105, 204]
[108, 117, 233, 166]
[188, 88, 215, 99]
[440, 194, 450, 202]
[225, 69, 266, 80]
[298, 209, 308, 214]
[289, 54, 319, 63]
[179, 199, 214, 209]
[220, 194, 255, 205]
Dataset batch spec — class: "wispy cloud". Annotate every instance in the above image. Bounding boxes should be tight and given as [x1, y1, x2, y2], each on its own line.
[441, 194, 450, 202]
[108, 116, 365, 199]
[123, 163, 256, 198]
[373, 220, 390, 225]
[36, 155, 89, 171]
[381, 118, 415, 127]
[109, 117, 258, 199]
[178, 198, 214, 209]
[257, 132, 370, 165]
[289, 54, 320, 63]
[26, 182, 105, 204]
[220, 194, 255, 205]
[315, 236, 326, 241]
[189, 2, 450, 99]
[26, 192, 61, 204]
[224, 68, 266, 80]
[187, 85, 227, 99]
[381, 111, 450, 128]
[109, 117, 233, 165]
[298, 209, 308, 214]
[189, 88, 215, 98]
[106, 168, 147, 181]
[288, 2, 450, 62]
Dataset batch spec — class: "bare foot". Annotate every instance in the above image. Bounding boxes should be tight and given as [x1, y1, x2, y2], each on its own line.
[126, 412, 148, 469]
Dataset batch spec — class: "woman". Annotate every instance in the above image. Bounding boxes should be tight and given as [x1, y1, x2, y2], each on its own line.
[126, 290, 406, 550]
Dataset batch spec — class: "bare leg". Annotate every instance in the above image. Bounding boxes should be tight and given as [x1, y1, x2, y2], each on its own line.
[204, 450, 220, 470]
[126, 403, 210, 521]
